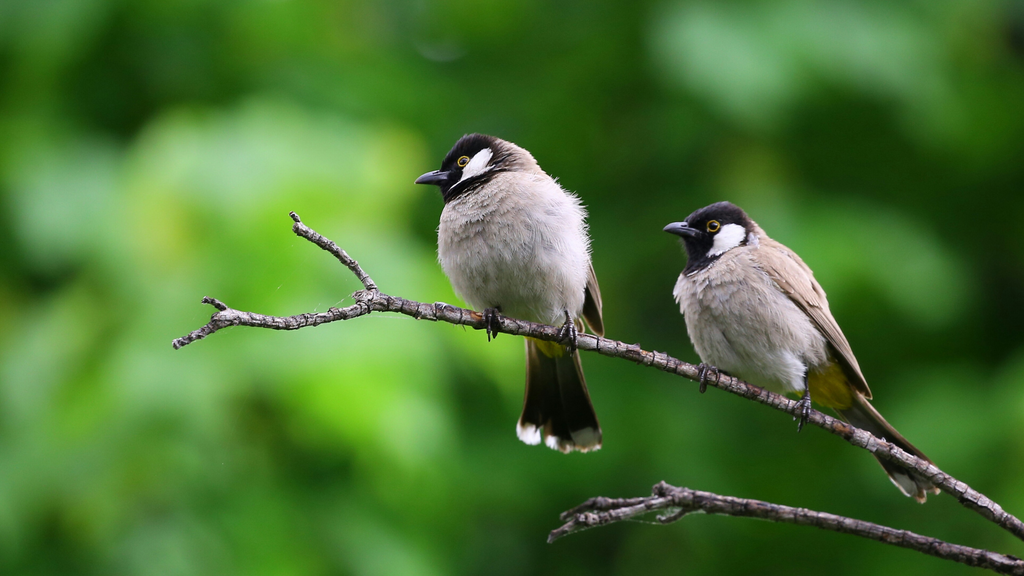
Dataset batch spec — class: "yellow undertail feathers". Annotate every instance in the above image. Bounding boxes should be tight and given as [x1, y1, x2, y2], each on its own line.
[528, 337, 567, 358]
[807, 361, 853, 410]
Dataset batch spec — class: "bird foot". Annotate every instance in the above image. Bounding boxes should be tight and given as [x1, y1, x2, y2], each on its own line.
[695, 363, 722, 394]
[483, 307, 502, 342]
[557, 310, 578, 353]
[794, 388, 812, 432]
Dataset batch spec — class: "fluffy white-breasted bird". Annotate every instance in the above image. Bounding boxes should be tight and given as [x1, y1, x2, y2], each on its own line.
[416, 134, 604, 453]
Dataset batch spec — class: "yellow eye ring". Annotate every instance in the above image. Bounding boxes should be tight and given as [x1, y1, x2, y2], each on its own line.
[457, 155, 470, 167]
[707, 220, 721, 233]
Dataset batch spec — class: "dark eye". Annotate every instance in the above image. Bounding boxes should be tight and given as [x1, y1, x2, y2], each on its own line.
[707, 220, 720, 233]
[457, 156, 470, 168]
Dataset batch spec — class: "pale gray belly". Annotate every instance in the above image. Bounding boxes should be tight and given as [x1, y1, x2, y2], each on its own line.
[438, 212, 585, 326]
[678, 269, 827, 394]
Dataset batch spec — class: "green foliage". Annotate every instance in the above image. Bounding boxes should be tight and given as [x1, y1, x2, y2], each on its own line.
[2, 0, 1024, 574]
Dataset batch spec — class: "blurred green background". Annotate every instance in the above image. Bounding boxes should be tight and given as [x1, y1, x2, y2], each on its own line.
[2, 0, 1024, 574]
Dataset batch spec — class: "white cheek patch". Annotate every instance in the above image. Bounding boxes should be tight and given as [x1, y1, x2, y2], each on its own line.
[457, 147, 493, 183]
[708, 223, 747, 256]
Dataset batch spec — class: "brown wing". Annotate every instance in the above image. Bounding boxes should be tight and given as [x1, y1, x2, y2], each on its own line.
[581, 263, 604, 337]
[757, 237, 872, 399]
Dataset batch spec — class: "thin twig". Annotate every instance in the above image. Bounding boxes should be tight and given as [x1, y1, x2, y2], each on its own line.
[289, 211, 377, 291]
[549, 482, 1024, 575]
[171, 296, 367, 350]
[171, 212, 1024, 557]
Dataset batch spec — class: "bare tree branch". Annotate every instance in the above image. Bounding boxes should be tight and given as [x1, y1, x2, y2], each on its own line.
[172, 212, 1024, 569]
[550, 482, 1024, 575]
[289, 212, 377, 292]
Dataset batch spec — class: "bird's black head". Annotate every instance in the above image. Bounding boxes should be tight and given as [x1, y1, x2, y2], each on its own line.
[664, 201, 756, 274]
[414, 133, 514, 202]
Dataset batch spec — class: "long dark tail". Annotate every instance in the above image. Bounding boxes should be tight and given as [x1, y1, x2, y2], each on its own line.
[836, 394, 939, 503]
[518, 338, 601, 453]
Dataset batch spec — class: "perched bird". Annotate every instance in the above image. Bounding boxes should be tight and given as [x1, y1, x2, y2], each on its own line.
[415, 134, 604, 453]
[665, 201, 938, 502]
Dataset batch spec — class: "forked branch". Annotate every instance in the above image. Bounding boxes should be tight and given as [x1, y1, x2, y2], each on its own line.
[172, 212, 1024, 571]
[550, 482, 1024, 575]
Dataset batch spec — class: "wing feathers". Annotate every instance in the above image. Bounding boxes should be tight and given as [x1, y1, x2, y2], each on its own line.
[756, 237, 872, 398]
[581, 263, 604, 337]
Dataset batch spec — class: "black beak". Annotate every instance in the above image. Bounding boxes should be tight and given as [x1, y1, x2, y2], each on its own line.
[415, 170, 450, 186]
[664, 221, 699, 238]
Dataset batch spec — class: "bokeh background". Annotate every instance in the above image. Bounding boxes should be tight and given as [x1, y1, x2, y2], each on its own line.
[2, 0, 1024, 574]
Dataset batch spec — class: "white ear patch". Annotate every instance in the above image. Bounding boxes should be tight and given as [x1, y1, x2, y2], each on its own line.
[458, 147, 493, 183]
[709, 223, 747, 256]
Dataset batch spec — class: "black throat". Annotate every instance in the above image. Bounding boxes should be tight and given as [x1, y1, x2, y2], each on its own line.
[681, 242, 723, 276]
[441, 168, 506, 204]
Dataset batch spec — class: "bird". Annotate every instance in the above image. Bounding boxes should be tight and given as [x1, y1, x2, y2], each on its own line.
[664, 201, 938, 502]
[415, 133, 604, 453]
